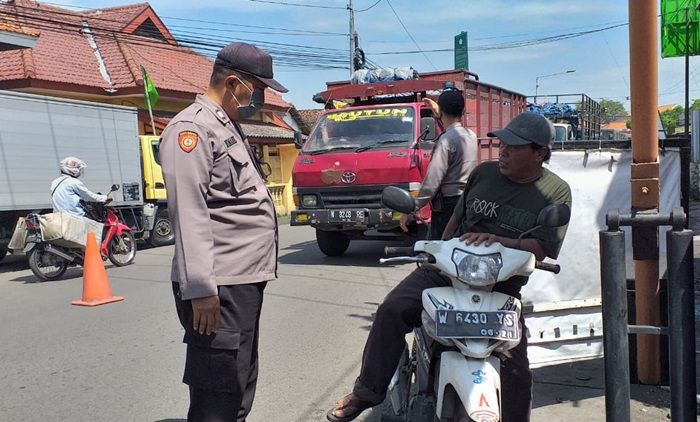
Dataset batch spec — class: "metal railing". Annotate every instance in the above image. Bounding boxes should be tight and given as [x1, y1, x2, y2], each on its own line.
[600, 208, 696, 421]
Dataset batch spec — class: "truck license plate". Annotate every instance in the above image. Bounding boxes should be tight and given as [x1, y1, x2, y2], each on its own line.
[329, 209, 365, 223]
[435, 310, 520, 341]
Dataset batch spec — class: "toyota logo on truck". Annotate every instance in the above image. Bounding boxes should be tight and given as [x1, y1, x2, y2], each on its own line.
[341, 171, 357, 184]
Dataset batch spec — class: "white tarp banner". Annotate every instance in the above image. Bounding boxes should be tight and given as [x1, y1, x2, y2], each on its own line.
[523, 149, 680, 368]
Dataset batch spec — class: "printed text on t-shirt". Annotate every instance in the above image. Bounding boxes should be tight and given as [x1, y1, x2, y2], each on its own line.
[469, 198, 500, 219]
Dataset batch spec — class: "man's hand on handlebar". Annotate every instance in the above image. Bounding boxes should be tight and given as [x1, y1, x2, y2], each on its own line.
[460, 232, 498, 247]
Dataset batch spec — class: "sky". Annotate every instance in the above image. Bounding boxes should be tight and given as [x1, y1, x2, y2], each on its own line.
[56, 0, 697, 112]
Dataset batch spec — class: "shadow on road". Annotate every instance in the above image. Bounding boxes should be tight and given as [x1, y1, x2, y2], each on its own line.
[280, 240, 408, 268]
[154, 419, 186, 422]
[0, 254, 29, 273]
[347, 312, 374, 331]
[532, 358, 670, 411]
[7, 267, 83, 283]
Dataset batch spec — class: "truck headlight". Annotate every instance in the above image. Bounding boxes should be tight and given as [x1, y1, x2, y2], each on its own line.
[452, 249, 502, 287]
[302, 195, 318, 208]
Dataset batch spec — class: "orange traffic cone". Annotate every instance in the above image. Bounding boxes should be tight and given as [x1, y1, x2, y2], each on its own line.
[72, 232, 124, 307]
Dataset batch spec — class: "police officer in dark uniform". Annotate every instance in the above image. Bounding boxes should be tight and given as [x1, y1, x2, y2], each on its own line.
[400, 89, 478, 239]
[159, 42, 287, 422]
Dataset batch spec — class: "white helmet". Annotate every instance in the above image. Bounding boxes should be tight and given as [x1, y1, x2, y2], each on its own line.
[59, 156, 86, 178]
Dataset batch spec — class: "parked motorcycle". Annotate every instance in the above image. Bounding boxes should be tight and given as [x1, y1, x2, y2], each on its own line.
[25, 184, 136, 281]
[379, 186, 569, 422]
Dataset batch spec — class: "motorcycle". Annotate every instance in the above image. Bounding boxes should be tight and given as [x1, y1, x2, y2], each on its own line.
[25, 184, 137, 281]
[380, 186, 570, 422]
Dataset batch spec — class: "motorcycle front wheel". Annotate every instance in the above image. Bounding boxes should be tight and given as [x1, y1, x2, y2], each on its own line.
[28, 247, 69, 281]
[108, 231, 136, 267]
[440, 399, 472, 422]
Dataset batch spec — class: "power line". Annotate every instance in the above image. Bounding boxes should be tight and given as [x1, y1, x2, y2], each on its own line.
[472, 19, 629, 41]
[384, 0, 436, 70]
[163, 17, 347, 36]
[40, 1, 348, 36]
[3, 5, 348, 57]
[246, 0, 346, 10]
[599, 31, 630, 91]
[356, 0, 382, 12]
[1, 8, 349, 70]
[369, 22, 630, 55]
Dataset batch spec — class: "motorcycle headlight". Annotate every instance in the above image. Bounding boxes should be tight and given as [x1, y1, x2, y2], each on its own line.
[452, 249, 503, 287]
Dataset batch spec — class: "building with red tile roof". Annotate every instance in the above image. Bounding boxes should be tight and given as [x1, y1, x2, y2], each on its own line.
[0, 0, 300, 213]
[0, 15, 39, 51]
[0, 0, 293, 140]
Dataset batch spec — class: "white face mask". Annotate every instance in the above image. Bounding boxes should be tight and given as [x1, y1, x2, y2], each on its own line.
[230, 79, 264, 119]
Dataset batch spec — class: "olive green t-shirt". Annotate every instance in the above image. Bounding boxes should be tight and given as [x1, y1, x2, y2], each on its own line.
[452, 161, 572, 297]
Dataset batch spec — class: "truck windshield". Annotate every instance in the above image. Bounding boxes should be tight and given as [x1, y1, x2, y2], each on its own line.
[304, 107, 415, 154]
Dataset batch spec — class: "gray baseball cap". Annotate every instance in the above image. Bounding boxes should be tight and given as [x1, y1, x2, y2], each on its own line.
[487, 112, 555, 147]
[215, 42, 288, 93]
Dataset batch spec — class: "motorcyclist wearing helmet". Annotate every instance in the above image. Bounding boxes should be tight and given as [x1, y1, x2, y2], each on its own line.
[50, 157, 110, 217]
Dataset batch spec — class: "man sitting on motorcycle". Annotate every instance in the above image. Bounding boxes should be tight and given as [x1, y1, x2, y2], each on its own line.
[50, 157, 110, 217]
[328, 112, 572, 422]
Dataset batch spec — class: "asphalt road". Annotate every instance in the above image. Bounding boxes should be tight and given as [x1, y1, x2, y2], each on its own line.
[0, 225, 672, 421]
[0, 225, 415, 422]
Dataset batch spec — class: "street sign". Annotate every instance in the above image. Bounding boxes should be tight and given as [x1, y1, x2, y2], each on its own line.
[661, 0, 700, 58]
[454, 31, 468, 70]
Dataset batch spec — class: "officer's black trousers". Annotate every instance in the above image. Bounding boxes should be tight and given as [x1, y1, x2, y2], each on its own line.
[429, 195, 461, 240]
[172, 282, 267, 422]
[351, 267, 533, 421]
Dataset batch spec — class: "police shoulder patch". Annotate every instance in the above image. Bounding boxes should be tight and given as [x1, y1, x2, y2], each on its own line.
[178, 131, 199, 153]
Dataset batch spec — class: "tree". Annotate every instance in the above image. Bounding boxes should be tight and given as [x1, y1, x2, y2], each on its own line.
[626, 118, 632, 129]
[660, 106, 684, 134]
[692, 99, 700, 110]
[599, 99, 628, 124]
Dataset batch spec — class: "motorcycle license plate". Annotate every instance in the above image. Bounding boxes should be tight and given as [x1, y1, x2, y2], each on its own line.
[328, 209, 366, 223]
[435, 310, 520, 341]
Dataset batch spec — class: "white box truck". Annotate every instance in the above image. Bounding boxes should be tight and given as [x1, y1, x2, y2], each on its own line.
[0, 90, 147, 263]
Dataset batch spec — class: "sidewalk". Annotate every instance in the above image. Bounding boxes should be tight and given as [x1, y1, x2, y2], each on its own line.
[528, 201, 700, 420]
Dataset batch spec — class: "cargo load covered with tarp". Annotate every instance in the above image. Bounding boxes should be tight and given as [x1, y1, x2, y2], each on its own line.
[524, 148, 680, 368]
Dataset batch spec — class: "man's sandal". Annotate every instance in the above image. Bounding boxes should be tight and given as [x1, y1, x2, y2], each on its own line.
[326, 393, 374, 422]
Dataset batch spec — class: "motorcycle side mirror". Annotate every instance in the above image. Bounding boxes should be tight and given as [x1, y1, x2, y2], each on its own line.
[110, 184, 120, 193]
[293, 131, 304, 149]
[381, 186, 415, 214]
[518, 203, 571, 239]
[419, 117, 437, 142]
[260, 162, 273, 179]
[536, 203, 571, 228]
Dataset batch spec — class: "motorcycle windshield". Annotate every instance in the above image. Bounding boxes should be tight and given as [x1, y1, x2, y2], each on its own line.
[303, 106, 415, 154]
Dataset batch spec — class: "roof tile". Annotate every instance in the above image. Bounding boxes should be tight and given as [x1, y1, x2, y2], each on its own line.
[0, 1, 293, 109]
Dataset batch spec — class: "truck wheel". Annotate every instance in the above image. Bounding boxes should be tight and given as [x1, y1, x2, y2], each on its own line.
[315, 229, 350, 257]
[149, 209, 175, 247]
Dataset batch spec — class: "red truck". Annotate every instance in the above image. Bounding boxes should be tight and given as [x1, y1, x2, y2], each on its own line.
[290, 70, 526, 256]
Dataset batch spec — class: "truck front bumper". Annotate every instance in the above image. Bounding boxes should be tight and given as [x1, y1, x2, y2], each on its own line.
[291, 207, 401, 229]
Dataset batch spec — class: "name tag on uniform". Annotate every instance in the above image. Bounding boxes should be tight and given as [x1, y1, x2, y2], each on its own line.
[224, 136, 237, 148]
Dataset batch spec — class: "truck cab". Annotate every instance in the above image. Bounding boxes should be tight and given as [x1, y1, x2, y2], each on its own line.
[553, 123, 574, 142]
[290, 70, 526, 256]
[291, 102, 436, 256]
[139, 135, 175, 247]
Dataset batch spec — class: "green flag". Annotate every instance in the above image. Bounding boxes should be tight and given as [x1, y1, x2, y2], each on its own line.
[141, 66, 159, 108]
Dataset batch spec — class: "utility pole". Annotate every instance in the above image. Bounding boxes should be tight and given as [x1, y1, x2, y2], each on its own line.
[348, 0, 355, 76]
[628, 0, 661, 385]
